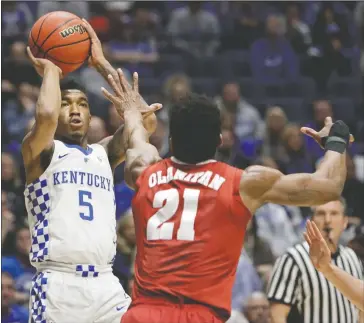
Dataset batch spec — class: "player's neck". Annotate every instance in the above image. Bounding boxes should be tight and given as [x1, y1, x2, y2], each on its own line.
[56, 135, 88, 149]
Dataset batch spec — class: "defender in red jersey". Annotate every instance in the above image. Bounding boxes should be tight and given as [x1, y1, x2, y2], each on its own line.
[101, 70, 351, 323]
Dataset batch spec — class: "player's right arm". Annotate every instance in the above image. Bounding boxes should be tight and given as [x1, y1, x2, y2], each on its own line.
[22, 47, 62, 182]
[240, 117, 351, 213]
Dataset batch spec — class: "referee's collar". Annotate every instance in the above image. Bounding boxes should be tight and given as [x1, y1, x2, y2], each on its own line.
[331, 245, 342, 260]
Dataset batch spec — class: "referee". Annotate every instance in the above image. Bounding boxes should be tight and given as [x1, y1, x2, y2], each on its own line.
[267, 198, 363, 323]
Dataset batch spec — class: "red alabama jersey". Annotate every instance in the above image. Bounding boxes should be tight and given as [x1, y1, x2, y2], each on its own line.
[131, 157, 252, 319]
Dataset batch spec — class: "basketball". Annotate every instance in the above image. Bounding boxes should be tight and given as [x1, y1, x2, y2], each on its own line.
[28, 11, 91, 76]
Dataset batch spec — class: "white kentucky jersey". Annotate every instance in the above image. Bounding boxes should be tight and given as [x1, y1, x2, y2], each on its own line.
[24, 140, 117, 267]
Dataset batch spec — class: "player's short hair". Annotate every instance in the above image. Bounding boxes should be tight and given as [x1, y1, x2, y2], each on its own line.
[60, 78, 86, 94]
[169, 93, 221, 164]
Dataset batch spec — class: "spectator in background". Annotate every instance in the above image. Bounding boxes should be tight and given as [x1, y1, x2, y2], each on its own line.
[224, 2, 264, 51]
[37, 1, 90, 20]
[354, 1, 364, 74]
[342, 154, 364, 223]
[285, 3, 312, 55]
[2, 226, 35, 308]
[304, 99, 333, 160]
[113, 209, 136, 289]
[87, 116, 108, 144]
[159, 74, 191, 123]
[2, 42, 39, 103]
[250, 14, 299, 83]
[132, 4, 160, 41]
[106, 18, 158, 77]
[3, 82, 36, 144]
[348, 225, 364, 263]
[243, 292, 271, 323]
[215, 123, 250, 169]
[1, 153, 24, 217]
[215, 83, 263, 141]
[2, 2, 33, 54]
[310, 3, 352, 92]
[232, 251, 263, 311]
[244, 218, 275, 288]
[279, 124, 315, 174]
[167, 1, 220, 58]
[261, 106, 287, 161]
[2, 191, 15, 246]
[1, 272, 28, 323]
[149, 118, 169, 158]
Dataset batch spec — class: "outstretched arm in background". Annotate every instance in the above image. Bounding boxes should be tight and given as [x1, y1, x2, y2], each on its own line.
[22, 47, 62, 184]
[304, 220, 364, 311]
[102, 70, 161, 189]
[240, 117, 353, 213]
[82, 19, 160, 171]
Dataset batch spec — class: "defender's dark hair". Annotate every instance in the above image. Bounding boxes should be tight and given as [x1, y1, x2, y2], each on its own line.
[169, 93, 221, 164]
[60, 78, 86, 94]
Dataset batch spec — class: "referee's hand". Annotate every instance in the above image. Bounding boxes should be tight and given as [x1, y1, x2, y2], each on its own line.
[304, 220, 332, 273]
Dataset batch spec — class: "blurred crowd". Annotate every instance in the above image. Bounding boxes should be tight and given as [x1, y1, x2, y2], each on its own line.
[2, 2, 364, 323]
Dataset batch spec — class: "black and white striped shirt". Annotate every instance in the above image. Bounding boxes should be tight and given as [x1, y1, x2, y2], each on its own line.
[267, 242, 363, 323]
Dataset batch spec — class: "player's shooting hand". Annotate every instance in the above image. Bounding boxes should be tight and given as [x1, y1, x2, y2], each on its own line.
[26, 47, 62, 78]
[81, 18, 106, 68]
[301, 117, 354, 148]
[101, 69, 162, 117]
[304, 220, 332, 274]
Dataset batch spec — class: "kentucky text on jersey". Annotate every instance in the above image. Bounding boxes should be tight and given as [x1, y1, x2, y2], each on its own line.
[53, 170, 112, 191]
[148, 167, 226, 191]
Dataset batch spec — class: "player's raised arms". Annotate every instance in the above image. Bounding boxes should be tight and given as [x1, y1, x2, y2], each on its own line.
[240, 117, 352, 213]
[82, 19, 160, 171]
[21, 48, 62, 181]
[101, 69, 161, 188]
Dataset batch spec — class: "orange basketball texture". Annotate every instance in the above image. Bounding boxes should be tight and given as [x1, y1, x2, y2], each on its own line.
[29, 11, 91, 75]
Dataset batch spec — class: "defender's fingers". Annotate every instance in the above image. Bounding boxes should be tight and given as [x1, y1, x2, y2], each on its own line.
[101, 87, 116, 103]
[117, 68, 128, 92]
[132, 72, 139, 93]
[107, 74, 122, 97]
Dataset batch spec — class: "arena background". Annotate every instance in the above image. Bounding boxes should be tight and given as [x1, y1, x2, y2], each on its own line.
[1, 1, 364, 322]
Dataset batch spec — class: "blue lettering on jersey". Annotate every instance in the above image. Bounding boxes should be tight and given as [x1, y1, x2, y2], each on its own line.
[53, 171, 111, 191]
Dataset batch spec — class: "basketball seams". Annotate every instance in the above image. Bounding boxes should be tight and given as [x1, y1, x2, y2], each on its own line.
[36, 12, 54, 43]
[46, 53, 85, 65]
[39, 17, 79, 49]
[28, 12, 91, 74]
[44, 37, 90, 56]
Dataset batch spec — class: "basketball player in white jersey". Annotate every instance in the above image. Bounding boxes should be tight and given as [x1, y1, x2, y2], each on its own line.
[22, 21, 160, 323]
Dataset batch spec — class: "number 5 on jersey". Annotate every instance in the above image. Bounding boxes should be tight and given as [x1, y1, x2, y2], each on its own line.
[147, 188, 200, 241]
[79, 190, 94, 221]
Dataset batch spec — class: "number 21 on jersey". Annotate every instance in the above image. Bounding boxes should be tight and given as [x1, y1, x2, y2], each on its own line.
[147, 188, 200, 241]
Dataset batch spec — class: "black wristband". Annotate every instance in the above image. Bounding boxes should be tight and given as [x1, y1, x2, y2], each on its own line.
[324, 121, 350, 154]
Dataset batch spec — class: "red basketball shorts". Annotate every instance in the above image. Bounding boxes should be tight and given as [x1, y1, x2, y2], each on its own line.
[121, 301, 225, 323]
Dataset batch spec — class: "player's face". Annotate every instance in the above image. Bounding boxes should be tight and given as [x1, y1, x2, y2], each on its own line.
[56, 90, 91, 143]
[312, 201, 348, 247]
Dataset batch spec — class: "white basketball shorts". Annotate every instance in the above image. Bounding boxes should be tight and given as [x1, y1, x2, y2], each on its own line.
[29, 263, 131, 323]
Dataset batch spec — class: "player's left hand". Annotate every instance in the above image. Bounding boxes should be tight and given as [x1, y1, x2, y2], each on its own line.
[81, 18, 105, 68]
[102, 69, 162, 118]
[304, 220, 332, 274]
